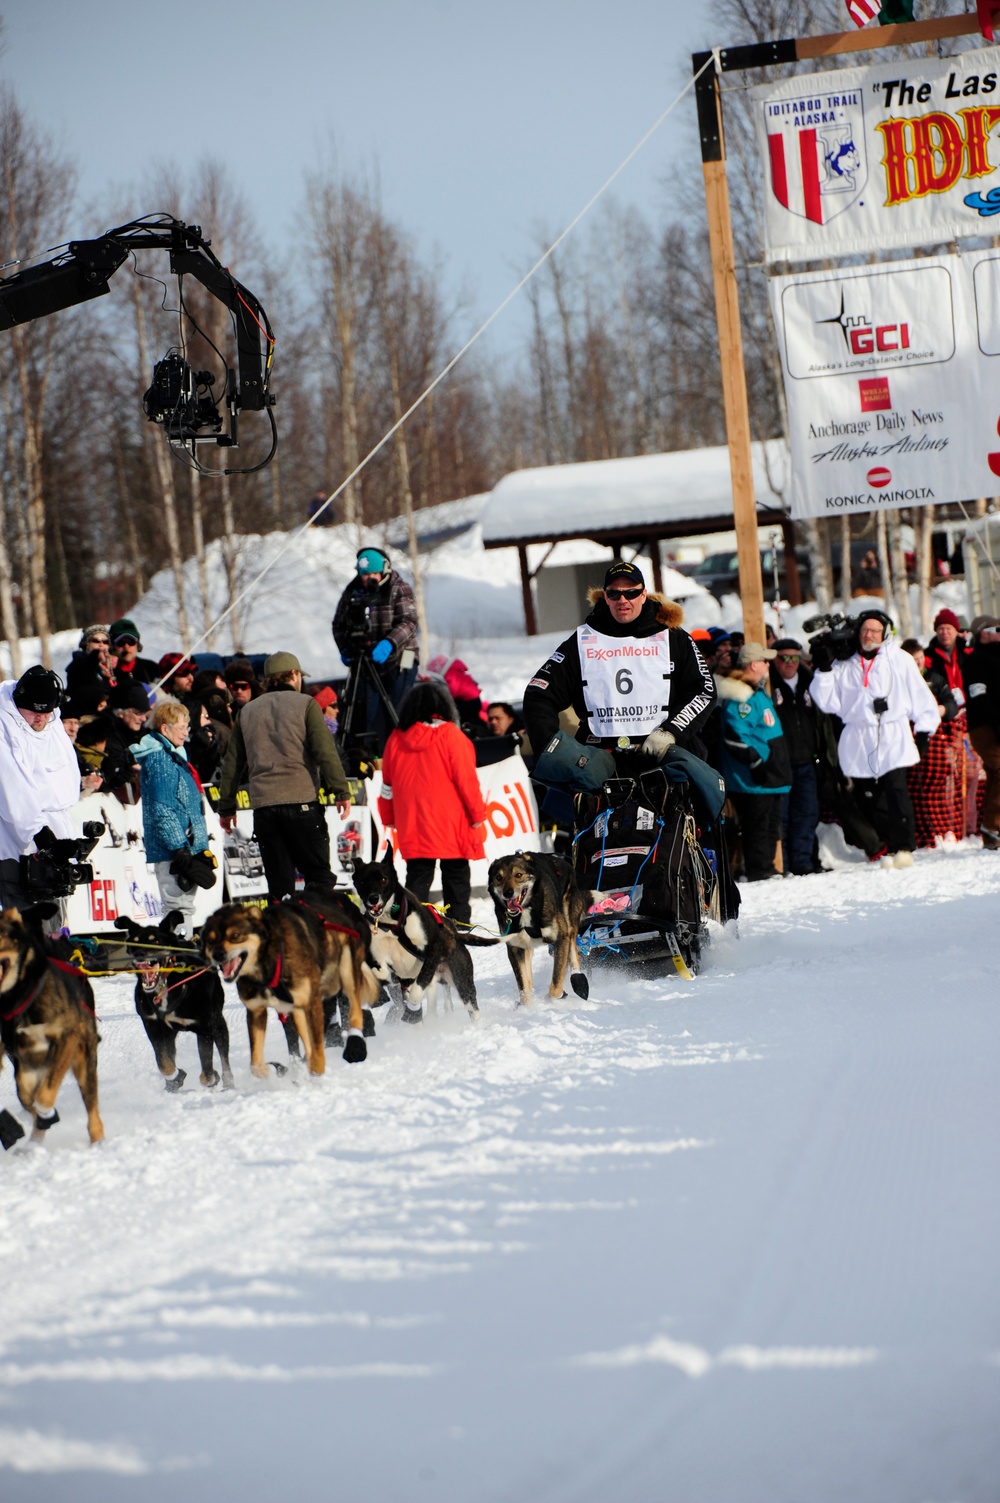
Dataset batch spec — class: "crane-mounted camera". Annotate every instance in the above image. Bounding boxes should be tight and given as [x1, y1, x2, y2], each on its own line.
[0, 215, 277, 475]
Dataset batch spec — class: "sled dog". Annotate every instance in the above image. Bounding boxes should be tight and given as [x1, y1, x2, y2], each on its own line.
[0, 907, 104, 1144]
[487, 851, 590, 1005]
[200, 888, 377, 1075]
[115, 910, 233, 1091]
[351, 847, 493, 1023]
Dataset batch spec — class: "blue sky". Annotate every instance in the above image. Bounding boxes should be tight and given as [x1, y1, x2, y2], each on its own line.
[7, 0, 711, 357]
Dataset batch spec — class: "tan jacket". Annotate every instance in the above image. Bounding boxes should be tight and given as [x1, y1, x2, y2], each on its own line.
[216, 688, 349, 812]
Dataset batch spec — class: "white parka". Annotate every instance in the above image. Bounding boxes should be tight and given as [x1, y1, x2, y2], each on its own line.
[0, 681, 81, 862]
[810, 640, 939, 779]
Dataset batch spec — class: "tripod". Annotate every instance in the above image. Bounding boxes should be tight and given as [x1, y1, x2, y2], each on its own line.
[339, 650, 400, 770]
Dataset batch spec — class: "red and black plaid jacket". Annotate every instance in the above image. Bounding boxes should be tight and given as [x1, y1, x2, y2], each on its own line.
[332, 570, 419, 670]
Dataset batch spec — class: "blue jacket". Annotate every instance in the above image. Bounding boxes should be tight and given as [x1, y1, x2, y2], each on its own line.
[718, 677, 792, 796]
[135, 732, 209, 863]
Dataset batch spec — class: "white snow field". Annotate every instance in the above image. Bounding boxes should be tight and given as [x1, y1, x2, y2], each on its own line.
[1, 844, 998, 1501]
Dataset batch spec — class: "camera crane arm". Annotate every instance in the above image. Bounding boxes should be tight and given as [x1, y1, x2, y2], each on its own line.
[0, 215, 276, 469]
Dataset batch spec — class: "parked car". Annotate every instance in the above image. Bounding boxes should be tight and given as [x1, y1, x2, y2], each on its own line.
[690, 547, 813, 602]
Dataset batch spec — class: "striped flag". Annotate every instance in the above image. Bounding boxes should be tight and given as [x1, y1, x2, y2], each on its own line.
[767, 128, 824, 225]
[846, 0, 879, 24]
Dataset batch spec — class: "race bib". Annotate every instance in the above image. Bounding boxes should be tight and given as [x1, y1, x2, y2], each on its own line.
[577, 626, 672, 738]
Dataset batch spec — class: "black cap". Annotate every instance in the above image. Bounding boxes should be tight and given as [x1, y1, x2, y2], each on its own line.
[773, 638, 802, 652]
[110, 681, 151, 713]
[604, 561, 645, 589]
[13, 666, 64, 714]
[109, 617, 141, 645]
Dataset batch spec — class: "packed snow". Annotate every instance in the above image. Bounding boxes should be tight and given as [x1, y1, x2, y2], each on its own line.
[1, 843, 998, 1501]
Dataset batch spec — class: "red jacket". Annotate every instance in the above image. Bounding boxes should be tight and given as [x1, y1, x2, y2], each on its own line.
[378, 719, 486, 861]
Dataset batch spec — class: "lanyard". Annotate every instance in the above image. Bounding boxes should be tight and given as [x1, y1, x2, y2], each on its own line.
[860, 651, 878, 690]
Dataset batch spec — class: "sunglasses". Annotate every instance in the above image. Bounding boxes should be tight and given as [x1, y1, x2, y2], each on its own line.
[89, 637, 110, 646]
[777, 654, 800, 662]
[114, 635, 139, 647]
[229, 681, 251, 691]
[605, 587, 644, 601]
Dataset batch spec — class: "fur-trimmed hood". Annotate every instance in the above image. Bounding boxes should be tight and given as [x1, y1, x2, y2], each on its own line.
[715, 673, 754, 703]
[585, 588, 684, 630]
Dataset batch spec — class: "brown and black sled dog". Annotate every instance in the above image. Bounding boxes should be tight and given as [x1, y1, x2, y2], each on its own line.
[0, 908, 104, 1144]
[201, 887, 378, 1076]
[488, 851, 590, 1006]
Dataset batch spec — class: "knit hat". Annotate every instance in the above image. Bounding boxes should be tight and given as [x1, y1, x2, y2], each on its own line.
[604, 560, 645, 589]
[356, 548, 389, 576]
[312, 686, 338, 711]
[706, 626, 731, 646]
[933, 607, 961, 631]
[79, 624, 111, 650]
[13, 665, 64, 713]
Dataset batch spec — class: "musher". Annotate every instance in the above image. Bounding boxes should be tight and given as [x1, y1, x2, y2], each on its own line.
[521, 561, 717, 780]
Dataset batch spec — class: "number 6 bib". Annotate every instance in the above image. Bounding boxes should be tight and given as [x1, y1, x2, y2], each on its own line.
[576, 625, 673, 739]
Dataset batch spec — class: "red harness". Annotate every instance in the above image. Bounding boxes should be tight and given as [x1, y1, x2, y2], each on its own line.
[0, 957, 95, 1023]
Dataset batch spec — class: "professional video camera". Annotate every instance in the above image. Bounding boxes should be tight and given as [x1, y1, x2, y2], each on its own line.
[339, 594, 378, 659]
[143, 352, 224, 442]
[803, 610, 861, 664]
[20, 822, 105, 901]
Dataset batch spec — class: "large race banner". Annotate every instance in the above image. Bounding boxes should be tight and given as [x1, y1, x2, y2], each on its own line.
[754, 46, 1000, 262]
[769, 250, 1000, 519]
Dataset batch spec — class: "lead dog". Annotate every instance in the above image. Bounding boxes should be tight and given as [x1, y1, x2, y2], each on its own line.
[0, 907, 104, 1144]
[200, 888, 378, 1075]
[352, 848, 493, 1023]
[487, 852, 590, 1005]
[114, 911, 233, 1091]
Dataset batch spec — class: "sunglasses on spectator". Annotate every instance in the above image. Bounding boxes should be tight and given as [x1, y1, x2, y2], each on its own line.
[777, 653, 800, 662]
[90, 637, 110, 646]
[114, 634, 139, 646]
[605, 587, 644, 601]
[229, 681, 251, 691]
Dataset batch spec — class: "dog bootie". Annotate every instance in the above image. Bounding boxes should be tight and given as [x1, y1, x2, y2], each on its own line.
[164, 1068, 186, 1093]
[0, 1108, 26, 1150]
[570, 971, 590, 1000]
[342, 1030, 367, 1064]
[362, 1007, 376, 1038]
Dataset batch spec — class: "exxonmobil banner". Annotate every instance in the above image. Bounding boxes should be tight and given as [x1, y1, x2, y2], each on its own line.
[769, 251, 1000, 518]
[754, 46, 1000, 262]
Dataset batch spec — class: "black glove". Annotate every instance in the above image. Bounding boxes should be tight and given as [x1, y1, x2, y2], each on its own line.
[725, 737, 763, 769]
[915, 730, 930, 757]
[169, 849, 197, 891]
[809, 637, 834, 673]
[170, 849, 217, 892]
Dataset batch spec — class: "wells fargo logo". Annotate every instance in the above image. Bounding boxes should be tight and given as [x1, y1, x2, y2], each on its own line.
[876, 107, 1000, 205]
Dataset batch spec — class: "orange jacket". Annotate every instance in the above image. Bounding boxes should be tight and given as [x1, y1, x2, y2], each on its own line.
[378, 719, 486, 861]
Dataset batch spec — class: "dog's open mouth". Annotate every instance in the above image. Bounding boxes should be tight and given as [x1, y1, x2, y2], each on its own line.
[366, 899, 384, 919]
[219, 952, 246, 982]
[504, 897, 524, 916]
[138, 965, 161, 992]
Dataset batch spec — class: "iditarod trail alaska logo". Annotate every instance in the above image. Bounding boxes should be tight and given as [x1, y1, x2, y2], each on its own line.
[764, 86, 866, 226]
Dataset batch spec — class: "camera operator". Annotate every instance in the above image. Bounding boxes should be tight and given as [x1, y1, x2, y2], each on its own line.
[0, 666, 82, 909]
[810, 610, 938, 868]
[332, 547, 418, 754]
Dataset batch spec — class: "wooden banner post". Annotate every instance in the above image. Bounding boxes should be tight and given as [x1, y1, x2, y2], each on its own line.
[692, 12, 981, 645]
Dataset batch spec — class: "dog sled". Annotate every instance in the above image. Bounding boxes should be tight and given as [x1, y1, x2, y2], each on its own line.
[570, 754, 738, 979]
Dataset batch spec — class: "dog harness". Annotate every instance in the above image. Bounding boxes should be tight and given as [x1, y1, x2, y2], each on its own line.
[372, 892, 443, 960]
[0, 956, 95, 1023]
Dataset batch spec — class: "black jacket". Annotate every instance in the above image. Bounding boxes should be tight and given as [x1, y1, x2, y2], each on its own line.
[769, 665, 819, 767]
[962, 643, 1000, 733]
[522, 591, 716, 753]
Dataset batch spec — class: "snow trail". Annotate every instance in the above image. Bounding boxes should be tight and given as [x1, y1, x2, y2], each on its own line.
[1, 847, 998, 1500]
